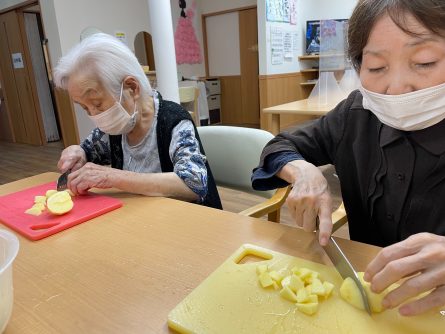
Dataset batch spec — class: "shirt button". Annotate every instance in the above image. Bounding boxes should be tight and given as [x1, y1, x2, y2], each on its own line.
[387, 214, 394, 221]
[397, 173, 405, 181]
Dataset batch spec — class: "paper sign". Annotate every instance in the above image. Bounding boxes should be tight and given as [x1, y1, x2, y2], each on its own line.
[114, 31, 127, 45]
[11, 53, 24, 69]
[270, 27, 284, 65]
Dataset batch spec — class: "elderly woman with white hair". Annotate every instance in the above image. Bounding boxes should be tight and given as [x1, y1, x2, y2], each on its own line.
[54, 33, 222, 209]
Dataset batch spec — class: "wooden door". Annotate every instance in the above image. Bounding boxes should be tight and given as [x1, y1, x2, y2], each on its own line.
[239, 8, 259, 127]
[0, 10, 44, 145]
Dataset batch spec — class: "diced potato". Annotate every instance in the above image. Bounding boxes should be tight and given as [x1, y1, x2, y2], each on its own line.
[272, 281, 280, 290]
[256, 264, 268, 275]
[46, 191, 73, 215]
[45, 189, 58, 198]
[34, 195, 47, 204]
[340, 277, 365, 310]
[296, 302, 318, 315]
[296, 287, 309, 303]
[323, 281, 335, 298]
[305, 284, 312, 294]
[304, 271, 320, 284]
[307, 294, 318, 303]
[288, 274, 304, 292]
[357, 272, 385, 313]
[258, 272, 274, 288]
[25, 207, 42, 216]
[32, 203, 46, 211]
[292, 267, 312, 280]
[279, 285, 298, 302]
[311, 278, 326, 296]
[281, 275, 291, 288]
[269, 270, 284, 283]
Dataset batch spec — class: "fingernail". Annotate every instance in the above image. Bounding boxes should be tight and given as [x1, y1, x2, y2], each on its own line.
[321, 237, 327, 246]
[382, 298, 391, 309]
[363, 272, 370, 282]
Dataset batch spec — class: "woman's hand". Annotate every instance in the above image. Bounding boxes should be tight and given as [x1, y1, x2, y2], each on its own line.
[278, 160, 333, 246]
[58, 145, 87, 172]
[365, 233, 445, 316]
[67, 162, 115, 195]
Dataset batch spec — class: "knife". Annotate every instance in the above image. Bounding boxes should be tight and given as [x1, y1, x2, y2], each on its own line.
[56, 169, 71, 191]
[315, 220, 372, 315]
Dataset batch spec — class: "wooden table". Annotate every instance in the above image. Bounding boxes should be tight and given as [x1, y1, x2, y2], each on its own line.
[0, 173, 381, 333]
[263, 99, 334, 134]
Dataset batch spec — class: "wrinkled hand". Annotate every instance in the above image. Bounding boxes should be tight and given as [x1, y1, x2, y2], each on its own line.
[58, 145, 87, 172]
[283, 160, 333, 246]
[365, 233, 445, 316]
[67, 162, 114, 195]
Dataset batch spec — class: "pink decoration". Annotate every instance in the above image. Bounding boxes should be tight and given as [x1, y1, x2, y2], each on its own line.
[174, 1, 202, 64]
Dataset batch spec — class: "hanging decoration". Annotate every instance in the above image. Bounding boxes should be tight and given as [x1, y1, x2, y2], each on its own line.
[174, 0, 202, 64]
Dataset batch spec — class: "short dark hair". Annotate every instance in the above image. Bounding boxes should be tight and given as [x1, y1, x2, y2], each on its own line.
[348, 0, 445, 71]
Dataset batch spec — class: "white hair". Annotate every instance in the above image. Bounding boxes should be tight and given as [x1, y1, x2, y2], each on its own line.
[53, 33, 152, 99]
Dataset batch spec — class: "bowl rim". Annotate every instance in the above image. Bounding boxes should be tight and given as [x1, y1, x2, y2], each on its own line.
[0, 229, 19, 275]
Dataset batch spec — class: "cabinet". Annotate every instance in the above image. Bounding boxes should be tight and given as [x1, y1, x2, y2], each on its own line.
[204, 78, 221, 124]
[298, 55, 320, 98]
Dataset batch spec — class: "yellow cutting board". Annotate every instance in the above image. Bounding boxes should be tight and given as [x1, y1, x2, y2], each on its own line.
[168, 244, 444, 334]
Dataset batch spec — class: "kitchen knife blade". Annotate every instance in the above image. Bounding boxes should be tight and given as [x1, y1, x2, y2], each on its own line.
[322, 235, 372, 315]
[56, 170, 70, 191]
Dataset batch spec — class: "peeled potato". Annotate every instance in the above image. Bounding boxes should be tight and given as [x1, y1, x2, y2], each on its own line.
[25, 206, 43, 216]
[46, 191, 73, 215]
[45, 189, 58, 198]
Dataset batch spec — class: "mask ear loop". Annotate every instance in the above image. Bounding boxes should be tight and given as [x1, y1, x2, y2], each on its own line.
[118, 82, 124, 104]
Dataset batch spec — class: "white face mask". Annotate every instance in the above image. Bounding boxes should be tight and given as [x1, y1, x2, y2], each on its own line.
[359, 82, 445, 131]
[88, 83, 138, 135]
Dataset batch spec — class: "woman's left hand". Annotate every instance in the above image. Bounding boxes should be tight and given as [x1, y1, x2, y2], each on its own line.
[67, 162, 115, 195]
[364, 232, 445, 316]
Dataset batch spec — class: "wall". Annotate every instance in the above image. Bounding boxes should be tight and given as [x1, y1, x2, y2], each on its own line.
[0, 0, 29, 12]
[258, 0, 358, 76]
[199, 0, 256, 14]
[41, 0, 151, 140]
[257, 0, 358, 131]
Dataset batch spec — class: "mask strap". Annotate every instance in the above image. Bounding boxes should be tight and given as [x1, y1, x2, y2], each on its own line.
[118, 82, 124, 103]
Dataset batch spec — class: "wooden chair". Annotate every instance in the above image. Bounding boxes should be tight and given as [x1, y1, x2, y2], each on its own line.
[179, 86, 200, 126]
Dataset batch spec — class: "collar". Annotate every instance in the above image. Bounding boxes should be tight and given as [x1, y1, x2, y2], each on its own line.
[379, 118, 445, 155]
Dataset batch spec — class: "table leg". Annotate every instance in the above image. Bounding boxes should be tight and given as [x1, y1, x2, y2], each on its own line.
[271, 114, 280, 135]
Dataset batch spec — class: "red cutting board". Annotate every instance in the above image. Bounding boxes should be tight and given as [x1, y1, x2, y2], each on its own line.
[0, 182, 123, 240]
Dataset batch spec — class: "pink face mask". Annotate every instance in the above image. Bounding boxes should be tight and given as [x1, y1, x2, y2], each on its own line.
[88, 83, 138, 135]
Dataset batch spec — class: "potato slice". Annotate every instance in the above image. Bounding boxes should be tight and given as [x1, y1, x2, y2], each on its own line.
[357, 272, 386, 313]
[279, 285, 298, 302]
[34, 195, 46, 204]
[46, 191, 73, 215]
[258, 272, 274, 288]
[288, 274, 304, 292]
[340, 277, 365, 310]
[25, 206, 42, 216]
[296, 287, 309, 303]
[269, 270, 284, 283]
[296, 302, 318, 315]
[45, 189, 58, 198]
[256, 264, 268, 275]
[323, 281, 335, 298]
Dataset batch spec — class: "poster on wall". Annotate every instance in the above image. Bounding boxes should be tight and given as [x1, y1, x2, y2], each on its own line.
[114, 31, 127, 45]
[174, 0, 202, 65]
[270, 26, 284, 65]
[283, 32, 293, 60]
[266, 0, 298, 23]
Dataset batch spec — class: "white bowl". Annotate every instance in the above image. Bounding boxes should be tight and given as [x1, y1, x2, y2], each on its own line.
[0, 230, 19, 333]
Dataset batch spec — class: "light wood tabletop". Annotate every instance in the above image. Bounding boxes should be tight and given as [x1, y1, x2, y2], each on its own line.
[263, 99, 334, 134]
[0, 172, 381, 333]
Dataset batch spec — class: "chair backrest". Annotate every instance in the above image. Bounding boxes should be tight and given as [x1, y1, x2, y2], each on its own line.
[197, 126, 275, 199]
[179, 86, 199, 125]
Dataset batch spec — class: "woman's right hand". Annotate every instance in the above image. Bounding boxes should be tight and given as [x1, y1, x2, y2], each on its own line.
[57, 145, 87, 172]
[278, 160, 333, 246]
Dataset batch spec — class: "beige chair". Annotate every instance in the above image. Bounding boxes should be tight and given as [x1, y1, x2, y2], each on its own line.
[197, 125, 348, 228]
[197, 126, 290, 222]
[179, 86, 200, 126]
